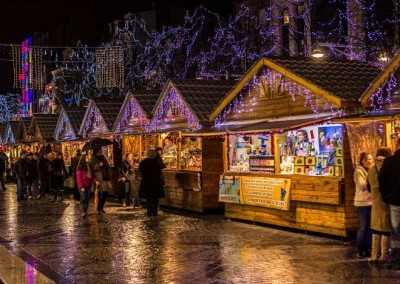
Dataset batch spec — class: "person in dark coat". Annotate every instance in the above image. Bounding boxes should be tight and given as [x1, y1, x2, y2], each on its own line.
[38, 152, 52, 198]
[52, 152, 67, 201]
[379, 138, 400, 269]
[138, 148, 165, 216]
[90, 147, 112, 214]
[70, 149, 82, 201]
[14, 151, 29, 200]
[0, 149, 7, 191]
[26, 152, 39, 199]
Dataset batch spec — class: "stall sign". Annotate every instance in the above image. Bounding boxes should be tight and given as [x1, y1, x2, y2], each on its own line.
[218, 175, 241, 203]
[241, 176, 291, 210]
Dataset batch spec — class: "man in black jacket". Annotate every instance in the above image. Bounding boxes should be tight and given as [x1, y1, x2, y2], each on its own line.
[379, 138, 400, 270]
[0, 149, 7, 191]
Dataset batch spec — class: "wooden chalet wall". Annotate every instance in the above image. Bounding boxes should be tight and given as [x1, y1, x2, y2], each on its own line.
[161, 138, 224, 212]
[225, 79, 332, 121]
[225, 133, 357, 237]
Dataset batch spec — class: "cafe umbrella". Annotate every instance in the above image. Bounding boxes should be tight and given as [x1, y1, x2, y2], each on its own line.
[81, 138, 113, 152]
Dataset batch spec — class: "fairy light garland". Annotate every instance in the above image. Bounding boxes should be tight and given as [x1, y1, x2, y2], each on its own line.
[116, 96, 147, 132]
[81, 105, 107, 138]
[215, 68, 336, 126]
[55, 113, 76, 141]
[152, 87, 200, 130]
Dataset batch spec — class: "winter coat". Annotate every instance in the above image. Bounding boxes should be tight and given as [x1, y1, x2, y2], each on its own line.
[26, 159, 39, 180]
[379, 149, 400, 206]
[37, 156, 51, 179]
[354, 165, 372, 207]
[138, 157, 165, 200]
[368, 159, 390, 233]
[13, 158, 28, 179]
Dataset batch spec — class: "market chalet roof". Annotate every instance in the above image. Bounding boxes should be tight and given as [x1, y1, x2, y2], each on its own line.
[63, 106, 87, 136]
[158, 78, 238, 124]
[87, 98, 125, 133]
[210, 57, 382, 121]
[29, 114, 60, 141]
[6, 121, 21, 144]
[20, 117, 32, 139]
[131, 91, 160, 116]
[0, 123, 7, 144]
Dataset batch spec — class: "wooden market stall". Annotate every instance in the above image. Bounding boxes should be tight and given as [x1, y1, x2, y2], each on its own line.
[154, 79, 239, 212]
[27, 113, 60, 153]
[80, 98, 125, 195]
[208, 57, 384, 236]
[117, 79, 238, 212]
[54, 106, 87, 170]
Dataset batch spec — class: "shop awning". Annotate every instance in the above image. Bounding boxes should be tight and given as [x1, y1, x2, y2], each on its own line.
[333, 109, 400, 123]
[229, 115, 336, 134]
[183, 114, 337, 136]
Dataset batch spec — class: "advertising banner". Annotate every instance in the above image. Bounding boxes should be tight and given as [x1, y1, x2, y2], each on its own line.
[218, 175, 241, 203]
[241, 176, 291, 210]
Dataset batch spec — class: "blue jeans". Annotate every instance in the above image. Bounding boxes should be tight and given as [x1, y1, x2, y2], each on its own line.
[17, 178, 26, 198]
[389, 204, 400, 262]
[355, 206, 372, 251]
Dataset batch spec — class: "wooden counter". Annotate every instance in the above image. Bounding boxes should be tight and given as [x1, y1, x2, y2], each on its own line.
[159, 138, 225, 213]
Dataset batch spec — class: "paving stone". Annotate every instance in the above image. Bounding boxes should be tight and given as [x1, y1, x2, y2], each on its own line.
[0, 184, 399, 283]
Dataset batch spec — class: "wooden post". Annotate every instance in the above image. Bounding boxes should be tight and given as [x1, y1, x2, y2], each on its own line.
[273, 134, 280, 174]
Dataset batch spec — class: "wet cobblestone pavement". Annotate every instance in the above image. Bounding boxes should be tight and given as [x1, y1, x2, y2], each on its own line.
[0, 185, 400, 284]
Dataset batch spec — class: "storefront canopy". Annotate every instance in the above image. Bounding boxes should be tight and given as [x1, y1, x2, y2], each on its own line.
[184, 114, 336, 136]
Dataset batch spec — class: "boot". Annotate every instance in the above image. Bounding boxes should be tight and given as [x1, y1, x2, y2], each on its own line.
[368, 234, 380, 262]
[379, 235, 390, 263]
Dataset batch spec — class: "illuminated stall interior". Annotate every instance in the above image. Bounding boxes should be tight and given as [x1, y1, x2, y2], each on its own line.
[211, 57, 384, 236]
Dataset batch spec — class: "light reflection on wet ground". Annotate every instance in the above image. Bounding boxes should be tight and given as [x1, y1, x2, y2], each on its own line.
[0, 185, 399, 284]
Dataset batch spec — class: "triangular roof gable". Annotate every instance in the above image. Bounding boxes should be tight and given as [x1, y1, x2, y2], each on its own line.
[113, 92, 149, 133]
[93, 98, 124, 132]
[5, 121, 21, 144]
[152, 80, 200, 129]
[0, 123, 7, 144]
[80, 100, 109, 138]
[20, 117, 32, 141]
[360, 52, 400, 105]
[55, 109, 77, 141]
[29, 114, 59, 141]
[210, 57, 380, 121]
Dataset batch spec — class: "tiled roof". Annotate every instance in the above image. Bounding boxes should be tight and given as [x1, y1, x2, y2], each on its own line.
[171, 79, 238, 122]
[93, 98, 125, 131]
[8, 121, 21, 142]
[131, 91, 160, 116]
[63, 107, 86, 135]
[0, 123, 7, 143]
[30, 114, 60, 140]
[269, 58, 381, 101]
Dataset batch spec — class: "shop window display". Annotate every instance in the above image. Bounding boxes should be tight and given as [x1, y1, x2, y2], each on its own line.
[280, 124, 343, 176]
[180, 137, 202, 170]
[227, 124, 343, 176]
[228, 134, 274, 173]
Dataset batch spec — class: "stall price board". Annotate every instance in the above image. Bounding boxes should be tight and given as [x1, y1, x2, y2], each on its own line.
[249, 155, 275, 173]
[241, 176, 291, 210]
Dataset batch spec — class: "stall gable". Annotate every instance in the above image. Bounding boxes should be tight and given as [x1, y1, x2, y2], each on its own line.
[360, 53, 400, 109]
[212, 58, 344, 124]
[81, 103, 108, 138]
[55, 110, 76, 141]
[218, 69, 339, 123]
[4, 125, 15, 144]
[153, 84, 200, 131]
[20, 118, 32, 142]
[114, 94, 148, 133]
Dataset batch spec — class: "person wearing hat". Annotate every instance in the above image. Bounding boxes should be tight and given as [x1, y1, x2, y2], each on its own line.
[138, 148, 165, 216]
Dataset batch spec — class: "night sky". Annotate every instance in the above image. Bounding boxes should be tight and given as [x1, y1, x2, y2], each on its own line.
[0, 0, 232, 44]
